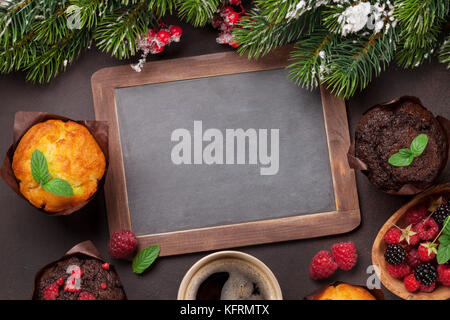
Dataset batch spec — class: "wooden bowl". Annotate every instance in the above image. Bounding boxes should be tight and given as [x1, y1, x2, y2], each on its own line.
[372, 182, 450, 300]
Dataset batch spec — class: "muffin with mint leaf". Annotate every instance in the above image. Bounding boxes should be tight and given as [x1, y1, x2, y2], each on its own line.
[12, 120, 106, 212]
[350, 96, 448, 194]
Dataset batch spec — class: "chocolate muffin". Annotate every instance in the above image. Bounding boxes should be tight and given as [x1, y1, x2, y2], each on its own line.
[354, 98, 447, 193]
[34, 254, 126, 300]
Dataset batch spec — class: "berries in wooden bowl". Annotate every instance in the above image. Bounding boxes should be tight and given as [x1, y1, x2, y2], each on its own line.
[372, 183, 450, 300]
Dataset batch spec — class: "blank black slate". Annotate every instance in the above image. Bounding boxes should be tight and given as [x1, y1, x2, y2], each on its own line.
[115, 69, 335, 235]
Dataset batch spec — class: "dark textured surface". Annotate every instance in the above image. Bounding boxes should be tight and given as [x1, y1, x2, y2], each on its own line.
[115, 69, 334, 235]
[0, 19, 448, 300]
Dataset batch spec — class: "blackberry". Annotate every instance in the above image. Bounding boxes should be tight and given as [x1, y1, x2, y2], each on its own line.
[384, 244, 406, 265]
[432, 204, 450, 226]
[414, 262, 437, 286]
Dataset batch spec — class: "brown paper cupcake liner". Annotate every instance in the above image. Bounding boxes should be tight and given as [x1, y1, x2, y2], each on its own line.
[0, 111, 109, 216]
[304, 281, 384, 300]
[31, 240, 127, 300]
[347, 96, 450, 195]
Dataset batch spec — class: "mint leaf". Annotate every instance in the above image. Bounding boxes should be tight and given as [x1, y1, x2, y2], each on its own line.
[132, 245, 160, 274]
[410, 134, 428, 156]
[443, 216, 450, 235]
[439, 234, 450, 246]
[388, 134, 428, 167]
[388, 152, 413, 167]
[42, 178, 74, 197]
[31, 150, 50, 185]
[437, 243, 450, 265]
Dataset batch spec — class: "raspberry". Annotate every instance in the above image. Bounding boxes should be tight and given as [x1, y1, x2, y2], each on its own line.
[384, 227, 402, 245]
[415, 262, 437, 286]
[415, 218, 439, 240]
[418, 242, 437, 262]
[78, 292, 96, 300]
[309, 250, 338, 280]
[405, 204, 428, 225]
[387, 263, 411, 279]
[384, 244, 406, 265]
[108, 229, 138, 259]
[406, 233, 420, 246]
[43, 283, 59, 300]
[419, 282, 436, 293]
[404, 274, 420, 292]
[437, 264, 450, 286]
[406, 248, 421, 269]
[432, 204, 450, 226]
[331, 241, 358, 270]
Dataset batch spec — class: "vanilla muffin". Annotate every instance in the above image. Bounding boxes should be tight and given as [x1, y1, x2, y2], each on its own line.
[12, 120, 106, 212]
[313, 283, 376, 300]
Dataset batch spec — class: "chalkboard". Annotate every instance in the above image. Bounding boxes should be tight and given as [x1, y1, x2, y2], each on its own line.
[91, 47, 360, 256]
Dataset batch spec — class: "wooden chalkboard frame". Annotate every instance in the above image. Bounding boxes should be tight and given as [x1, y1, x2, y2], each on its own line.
[91, 46, 360, 256]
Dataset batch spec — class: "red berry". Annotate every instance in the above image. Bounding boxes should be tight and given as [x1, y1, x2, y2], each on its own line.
[212, 14, 223, 29]
[43, 283, 59, 300]
[100, 283, 107, 290]
[229, 0, 241, 5]
[415, 218, 439, 240]
[147, 29, 156, 41]
[437, 264, 450, 286]
[156, 30, 171, 45]
[229, 37, 240, 48]
[108, 229, 138, 259]
[331, 241, 358, 271]
[102, 263, 110, 270]
[309, 250, 338, 280]
[419, 282, 436, 293]
[169, 25, 182, 42]
[387, 263, 411, 279]
[220, 6, 234, 17]
[418, 242, 437, 262]
[405, 204, 428, 225]
[384, 227, 402, 245]
[406, 233, 420, 246]
[150, 42, 164, 54]
[406, 248, 421, 269]
[56, 277, 64, 286]
[216, 32, 233, 45]
[403, 274, 420, 292]
[78, 292, 96, 300]
[225, 12, 240, 25]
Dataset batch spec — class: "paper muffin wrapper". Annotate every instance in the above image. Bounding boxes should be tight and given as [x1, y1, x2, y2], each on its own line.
[347, 96, 450, 195]
[31, 240, 127, 300]
[0, 111, 109, 215]
[303, 281, 384, 300]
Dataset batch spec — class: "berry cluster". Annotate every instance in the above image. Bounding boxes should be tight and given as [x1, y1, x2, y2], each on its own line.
[42, 262, 114, 300]
[309, 241, 358, 280]
[132, 24, 183, 72]
[383, 199, 450, 293]
[212, 1, 244, 48]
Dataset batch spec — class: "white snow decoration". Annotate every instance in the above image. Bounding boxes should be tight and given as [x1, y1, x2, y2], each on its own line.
[318, 50, 325, 59]
[63, 59, 68, 67]
[285, 1, 307, 21]
[338, 1, 397, 36]
[340, 2, 371, 36]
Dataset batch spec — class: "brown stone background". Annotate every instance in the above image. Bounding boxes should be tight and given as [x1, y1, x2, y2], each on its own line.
[0, 18, 448, 300]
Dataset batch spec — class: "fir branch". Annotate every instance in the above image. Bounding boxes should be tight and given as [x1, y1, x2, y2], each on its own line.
[69, 0, 111, 30]
[25, 29, 91, 83]
[93, 1, 153, 59]
[439, 36, 450, 68]
[177, 0, 219, 27]
[323, 28, 397, 99]
[32, 1, 70, 44]
[254, 0, 315, 24]
[235, 8, 317, 59]
[0, 30, 39, 73]
[288, 30, 335, 91]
